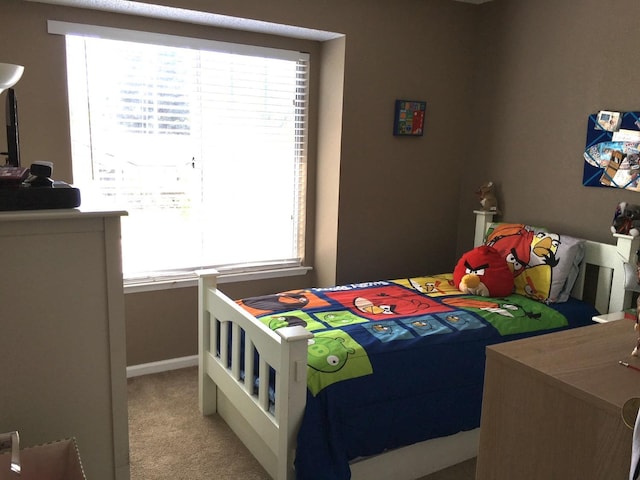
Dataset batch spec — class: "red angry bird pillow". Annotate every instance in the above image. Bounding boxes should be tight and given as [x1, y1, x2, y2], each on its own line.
[453, 245, 514, 297]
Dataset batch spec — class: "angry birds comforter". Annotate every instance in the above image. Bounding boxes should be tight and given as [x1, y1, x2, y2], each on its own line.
[237, 273, 598, 479]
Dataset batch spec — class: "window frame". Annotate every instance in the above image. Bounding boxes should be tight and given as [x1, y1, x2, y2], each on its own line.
[49, 20, 313, 291]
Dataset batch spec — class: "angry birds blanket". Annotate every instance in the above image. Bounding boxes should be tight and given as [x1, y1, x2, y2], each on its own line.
[237, 275, 597, 479]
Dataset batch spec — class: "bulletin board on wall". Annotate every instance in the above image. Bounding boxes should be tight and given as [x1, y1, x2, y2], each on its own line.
[583, 110, 640, 192]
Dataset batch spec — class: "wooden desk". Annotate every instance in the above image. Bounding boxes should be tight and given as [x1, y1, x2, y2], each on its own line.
[476, 320, 640, 480]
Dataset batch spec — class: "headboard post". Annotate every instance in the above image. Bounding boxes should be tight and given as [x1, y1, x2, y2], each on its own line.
[610, 233, 640, 312]
[196, 268, 221, 416]
[474, 210, 496, 247]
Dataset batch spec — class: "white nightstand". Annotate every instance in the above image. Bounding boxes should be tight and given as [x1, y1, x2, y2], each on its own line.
[592, 311, 629, 323]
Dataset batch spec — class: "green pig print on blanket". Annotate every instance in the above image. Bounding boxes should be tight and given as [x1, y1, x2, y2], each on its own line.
[258, 311, 373, 396]
[306, 330, 373, 396]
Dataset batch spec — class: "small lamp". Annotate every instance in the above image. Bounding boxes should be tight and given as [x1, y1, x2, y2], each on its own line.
[0, 63, 24, 94]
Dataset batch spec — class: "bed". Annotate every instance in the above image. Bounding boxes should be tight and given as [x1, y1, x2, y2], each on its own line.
[198, 210, 640, 480]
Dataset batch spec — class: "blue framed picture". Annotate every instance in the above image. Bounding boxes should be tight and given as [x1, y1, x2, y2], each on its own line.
[583, 110, 640, 191]
[393, 100, 426, 136]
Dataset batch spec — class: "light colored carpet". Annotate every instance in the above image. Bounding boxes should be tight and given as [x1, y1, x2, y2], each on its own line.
[127, 367, 476, 479]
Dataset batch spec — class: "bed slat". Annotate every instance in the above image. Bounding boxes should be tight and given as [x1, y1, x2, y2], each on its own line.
[220, 321, 229, 368]
[595, 267, 614, 314]
[245, 339, 255, 396]
[258, 358, 269, 412]
[229, 323, 239, 380]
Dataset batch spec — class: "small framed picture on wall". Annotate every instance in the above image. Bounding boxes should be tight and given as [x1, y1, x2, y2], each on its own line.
[393, 100, 426, 136]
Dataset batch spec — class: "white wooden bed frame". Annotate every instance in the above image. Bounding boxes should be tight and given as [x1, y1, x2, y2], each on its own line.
[198, 210, 640, 479]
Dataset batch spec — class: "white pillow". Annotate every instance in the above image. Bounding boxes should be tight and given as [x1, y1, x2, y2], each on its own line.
[485, 223, 585, 303]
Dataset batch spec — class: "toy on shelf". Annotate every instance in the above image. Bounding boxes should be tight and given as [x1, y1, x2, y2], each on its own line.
[611, 201, 640, 237]
[476, 181, 500, 214]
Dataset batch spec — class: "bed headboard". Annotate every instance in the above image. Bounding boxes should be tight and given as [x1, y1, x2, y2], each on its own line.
[473, 210, 640, 314]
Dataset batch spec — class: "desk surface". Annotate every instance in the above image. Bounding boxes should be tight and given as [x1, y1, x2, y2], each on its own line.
[478, 320, 640, 479]
[487, 319, 640, 415]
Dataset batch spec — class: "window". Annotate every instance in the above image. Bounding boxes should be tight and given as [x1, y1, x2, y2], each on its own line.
[51, 22, 309, 283]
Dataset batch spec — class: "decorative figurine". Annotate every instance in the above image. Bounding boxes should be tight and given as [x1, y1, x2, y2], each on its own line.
[611, 201, 640, 237]
[476, 181, 500, 214]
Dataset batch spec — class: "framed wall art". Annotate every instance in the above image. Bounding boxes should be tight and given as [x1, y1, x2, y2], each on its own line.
[393, 100, 426, 136]
[583, 110, 640, 192]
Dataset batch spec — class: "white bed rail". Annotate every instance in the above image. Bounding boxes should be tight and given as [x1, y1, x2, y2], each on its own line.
[197, 269, 312, 479]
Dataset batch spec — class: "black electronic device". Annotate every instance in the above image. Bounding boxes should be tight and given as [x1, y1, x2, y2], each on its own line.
[0, 161, 81, 211]
[25, 160, 54, 187]
[0, 181, 81, 211]
[29, 161, 52, 178]
[5, 88, 19, 167]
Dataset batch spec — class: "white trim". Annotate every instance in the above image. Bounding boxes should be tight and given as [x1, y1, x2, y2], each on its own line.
[48, 20, 310, 62]
[31, 0, 343, 41]
[350, 429, 479, 479]
[126, 355, 198, 378]
[124, 265, 312, 294]
[217, 266, 312, 284]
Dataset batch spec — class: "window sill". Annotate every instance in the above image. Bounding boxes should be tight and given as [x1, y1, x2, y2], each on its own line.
[124, 265, 312, 294]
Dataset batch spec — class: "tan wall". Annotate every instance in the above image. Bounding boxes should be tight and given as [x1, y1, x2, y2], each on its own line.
[129, 0, 640, 365]
[457, 0, 640, 254]
[140, 0, 479, 282]
[12, 0, 638, 365]
[11, 0, 638, 365]
[3, 0, 639, 363]
[0, 0, 478, 365]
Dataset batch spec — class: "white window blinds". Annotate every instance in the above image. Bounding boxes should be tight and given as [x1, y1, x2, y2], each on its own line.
[50, 21, 309, 279]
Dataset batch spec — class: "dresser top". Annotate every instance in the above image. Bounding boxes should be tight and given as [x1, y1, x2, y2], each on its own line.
[487, 320, 640, 413]
[0, 208, 127, 222]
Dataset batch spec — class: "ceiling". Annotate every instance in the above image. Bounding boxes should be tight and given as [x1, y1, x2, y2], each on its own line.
[23, 0, 342, 40]
[23, 0, 492, 41]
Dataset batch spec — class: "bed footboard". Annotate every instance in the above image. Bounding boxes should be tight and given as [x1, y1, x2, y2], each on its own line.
[197, 269, 313, 480]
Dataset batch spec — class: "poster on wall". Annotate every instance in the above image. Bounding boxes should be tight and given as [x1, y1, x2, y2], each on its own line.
[583, 110, 640, 191]
[393, 100, 426, 136]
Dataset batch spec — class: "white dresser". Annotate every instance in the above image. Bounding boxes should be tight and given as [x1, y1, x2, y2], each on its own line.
[0, 209, 129, 480]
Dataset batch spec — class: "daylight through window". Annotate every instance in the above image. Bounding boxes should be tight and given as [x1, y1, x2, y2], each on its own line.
[57, 23, 309, 281]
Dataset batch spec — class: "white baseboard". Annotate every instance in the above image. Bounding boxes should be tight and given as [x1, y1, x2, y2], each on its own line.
[126, 355, 198, 378]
